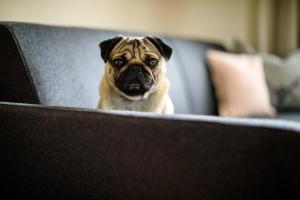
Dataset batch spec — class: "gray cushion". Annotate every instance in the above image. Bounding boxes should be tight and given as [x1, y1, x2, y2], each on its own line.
[0, 22, 224, 115]
[262, 51, 300, 110]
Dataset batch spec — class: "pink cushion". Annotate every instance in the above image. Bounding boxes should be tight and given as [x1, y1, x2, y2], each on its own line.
[207, 50, 276, 117]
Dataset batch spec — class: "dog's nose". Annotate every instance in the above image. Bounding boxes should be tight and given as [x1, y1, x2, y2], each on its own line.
[129, 65, 143, 73]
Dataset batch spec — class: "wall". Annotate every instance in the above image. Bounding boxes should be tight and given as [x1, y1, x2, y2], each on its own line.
[0, 0, 258, 48]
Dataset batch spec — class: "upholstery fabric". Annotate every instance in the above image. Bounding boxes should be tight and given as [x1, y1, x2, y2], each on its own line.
[3, 23, 111, 109]
[1, 101, 300, 200]
[168, 39, 223, 114]
[0, 22, 224, 115]
[207, 50, 275, 117]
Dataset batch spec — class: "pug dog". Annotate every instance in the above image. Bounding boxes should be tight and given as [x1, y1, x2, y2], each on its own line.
[98, 35, 174, 114]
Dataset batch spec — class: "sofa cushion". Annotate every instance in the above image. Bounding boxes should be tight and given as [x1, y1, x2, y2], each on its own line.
[207, 50, 276, 117]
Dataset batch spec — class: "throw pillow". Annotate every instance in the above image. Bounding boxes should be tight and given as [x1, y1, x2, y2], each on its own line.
[262, 51, 300, 110]
[207, 50, 276, 117]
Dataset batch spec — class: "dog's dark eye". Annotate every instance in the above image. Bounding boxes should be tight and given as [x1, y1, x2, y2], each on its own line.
[148, 58, 158, 67]
[112, 59, 125, 68]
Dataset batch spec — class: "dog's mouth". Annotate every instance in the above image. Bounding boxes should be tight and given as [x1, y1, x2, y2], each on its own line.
[128, 82, 142, 90]
[115, 65, 154, 96]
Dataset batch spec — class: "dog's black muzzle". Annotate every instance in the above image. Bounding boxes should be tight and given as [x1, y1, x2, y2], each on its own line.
[115, 65, 154, 96]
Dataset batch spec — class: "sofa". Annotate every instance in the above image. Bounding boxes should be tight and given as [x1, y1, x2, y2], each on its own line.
[1, 22, 300, 199]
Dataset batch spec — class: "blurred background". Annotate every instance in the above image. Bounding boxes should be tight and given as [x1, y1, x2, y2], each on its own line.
[0, 0, 298, 55]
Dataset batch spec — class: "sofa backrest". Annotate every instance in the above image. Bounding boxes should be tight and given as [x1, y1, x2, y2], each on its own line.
[0, 22, 224, 115]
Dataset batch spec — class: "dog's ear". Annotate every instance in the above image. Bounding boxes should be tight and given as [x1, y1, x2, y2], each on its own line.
[145, 36, 172, 61]
[99, 36, 123, 62]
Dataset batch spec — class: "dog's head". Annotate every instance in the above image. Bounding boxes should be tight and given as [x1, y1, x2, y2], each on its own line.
[99, 35, 172, 100]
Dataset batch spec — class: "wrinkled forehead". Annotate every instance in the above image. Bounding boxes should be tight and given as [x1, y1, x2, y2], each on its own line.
[112, 37, 160, 56]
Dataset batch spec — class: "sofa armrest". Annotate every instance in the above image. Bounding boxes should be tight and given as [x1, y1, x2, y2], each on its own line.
[1, 101, 300, 200]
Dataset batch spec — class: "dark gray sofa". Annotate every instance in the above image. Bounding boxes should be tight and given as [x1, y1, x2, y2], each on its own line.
[1, 22, 300, 199]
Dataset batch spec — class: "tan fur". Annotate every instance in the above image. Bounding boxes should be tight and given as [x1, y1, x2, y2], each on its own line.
[98, 36, 174, 114]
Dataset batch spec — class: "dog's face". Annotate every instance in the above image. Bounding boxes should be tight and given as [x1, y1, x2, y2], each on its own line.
[99, 36, 172, 100]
